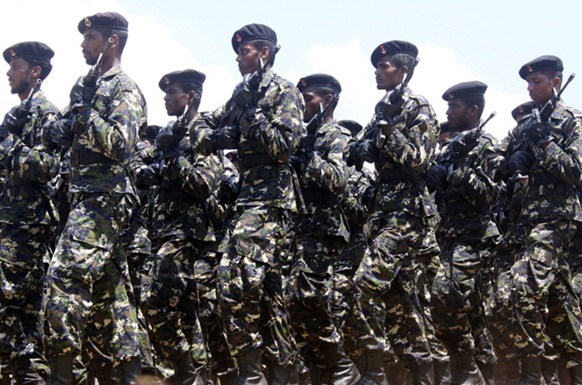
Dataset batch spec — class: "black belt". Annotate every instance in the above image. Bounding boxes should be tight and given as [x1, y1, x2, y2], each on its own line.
[444, 200, 479, 215]
[241, 153, 279, 169]
[70, 150, 114, 166]
[378, 168, 413, 182]
[158, 189, 198, 203]
[301, 188, 336, 203]
[529, 173, 562, 186]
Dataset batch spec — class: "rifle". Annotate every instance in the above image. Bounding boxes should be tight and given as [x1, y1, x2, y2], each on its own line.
[84, 37, 115, 89]
[441, 111, 496, 166]
[20, 79, 43, 115]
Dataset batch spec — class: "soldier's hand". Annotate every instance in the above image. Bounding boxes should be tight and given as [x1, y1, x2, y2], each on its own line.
[70, 76, 97, 111]
[135, 163, 162, 188]
[47, 119, 75, 148]
[354, 139, 379, 163]
[3, 106, 31, 137]
[525, 121, 552, 145]
[212, 125, 240, 150]
[361, 185, 375, 211]
[218, 174, 240, 204]
[507, 150, 535, 173]
[426, 164, 448, 193]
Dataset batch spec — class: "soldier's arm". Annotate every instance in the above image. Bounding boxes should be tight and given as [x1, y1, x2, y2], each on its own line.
[169, 152, 220, 200]
[380, 98, 438, 176]
[251, 82, 303, 162]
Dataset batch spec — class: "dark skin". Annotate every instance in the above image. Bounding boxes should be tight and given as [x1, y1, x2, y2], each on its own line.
[446, 99, 479, 132]
[236, 42, 271, 76]
[164, 84, 198, 119]
[80, 28, 121, 74]
[6, 57, 42, 101]
[301, 89, 334, 123]
[374, 55, 408, 136]
[525, 71, 561, 106]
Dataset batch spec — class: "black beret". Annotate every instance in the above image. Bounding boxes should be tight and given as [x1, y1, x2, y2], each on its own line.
[519, 55, 563, 79]
[3, 41, 54, 64]
[511, 101, 535, 121]
[337, 119, 363, 137]
[78, 12, 128, 34]
[158, 69, 206, 92]
[231, 23, 277, 53]
[297, 73, 342, 94]
[370, 40, 418, 67]
[442, 81, 487, 102]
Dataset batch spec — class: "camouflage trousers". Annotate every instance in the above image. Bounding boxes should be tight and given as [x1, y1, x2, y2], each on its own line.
[347, 211, 435, 368]
[287, 233, 347, 368]
[510, 218, 582, 365]
[45, 192, 140, 365]
[431, 235, 496, 364]
[141, 238, 208, 368]
[217, 205, 298, 367]
[0, 223, 53, 376]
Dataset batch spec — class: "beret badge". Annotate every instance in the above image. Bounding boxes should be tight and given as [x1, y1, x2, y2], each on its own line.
[235, 33, 242, 42]
[84, 17, 92, 27]
[379, 45, 387, 55]
[8, 49, 15, 58]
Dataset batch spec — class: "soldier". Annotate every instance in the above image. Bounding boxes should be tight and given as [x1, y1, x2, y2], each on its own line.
[44, 12, 147, 385]
[287, 74, 359, 385]
[426, 81, 502, 385]
[499, 55, 582, 385]
[344, 40, 440, 385]
[0, 41, 59, 385]
[202, 23, 304, 385]
[133, 69, 220, 385]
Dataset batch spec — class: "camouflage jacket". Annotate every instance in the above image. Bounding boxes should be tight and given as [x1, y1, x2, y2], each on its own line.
[295, 120, 351, 241]
[70, 65, 147, 195]
[505, 100, 582, 223]
[205, 68, 304, 211]
[345, 89, 439, 219]
[0, 91, 60, 225]
[434, 127, 503, 240]
[129, 127, 220, 242]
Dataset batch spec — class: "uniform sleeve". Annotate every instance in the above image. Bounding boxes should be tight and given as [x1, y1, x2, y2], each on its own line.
[250, 82, 303, 162]
[380, 97, 439, 177]
[76, 83, 144, 162]
[169, 152, 220, 200]
[303, 127, 350, 194]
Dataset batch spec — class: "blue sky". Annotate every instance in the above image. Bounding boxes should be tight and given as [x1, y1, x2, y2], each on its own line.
[1, 0, 581, 140]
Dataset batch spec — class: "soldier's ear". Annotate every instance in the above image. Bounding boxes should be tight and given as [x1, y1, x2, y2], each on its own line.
[30, 65, 42, 80]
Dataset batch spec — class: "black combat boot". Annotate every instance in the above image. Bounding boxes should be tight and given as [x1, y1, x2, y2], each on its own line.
[518, 357, 542, 385]
[385, 361, 408, 385]
[234, 349, 268, 385]
[448, 352, 483, 385]
[355, 350, 388, 385]
[268, 364, 298, 385]
[171, 350, 204, 385]
[410, 362, 434, 385]
[541, 358, 559, 385]
[117, 357, 142, 385]
[47, 353, 74, 385]
[12, 356, 44, 385]
[476, 362, 495, 385]
[433, 360, 450, 385]
[321, 344, 360, 385]
[0, 363, 10, 385]
[569, 363, 582, 385]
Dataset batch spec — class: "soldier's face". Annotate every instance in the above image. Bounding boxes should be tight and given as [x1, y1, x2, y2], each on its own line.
[163, 84, 189, 117]
[6, 58, 32, 95]
[236, 43, 261, 76]
[446, 100, 470, 130]
[81, 29, 107, 65]
[526, 72, 559, 105]
[374, 57, 406, 91]
[301, 90, 326, 123]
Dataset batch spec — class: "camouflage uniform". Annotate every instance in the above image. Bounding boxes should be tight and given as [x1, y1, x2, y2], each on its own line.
[287, 120, 352, 373]
[135, 125, 221, 376]
[44, 64, 146, 370]
[0, 91, 59, 379]
[429, 128, 502, 366]
[344, 88, 440, 370]
[504, 100, 582, 367]
[206, 67, 304, 371]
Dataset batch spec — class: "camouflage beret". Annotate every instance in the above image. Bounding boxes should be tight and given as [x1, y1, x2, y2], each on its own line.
[158, 69, 206, 92]
[337, 119, 363, 137]
[519, 55, 563, 79]
[232, 23, 277, 53]
[78, 12, 129, 34]
[511, 101, 535, 121]
[297, 73, 342, 94]
[370, 40, 418, 67]
[3, 41, 54, 64]
[442, 81, 487, 102]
